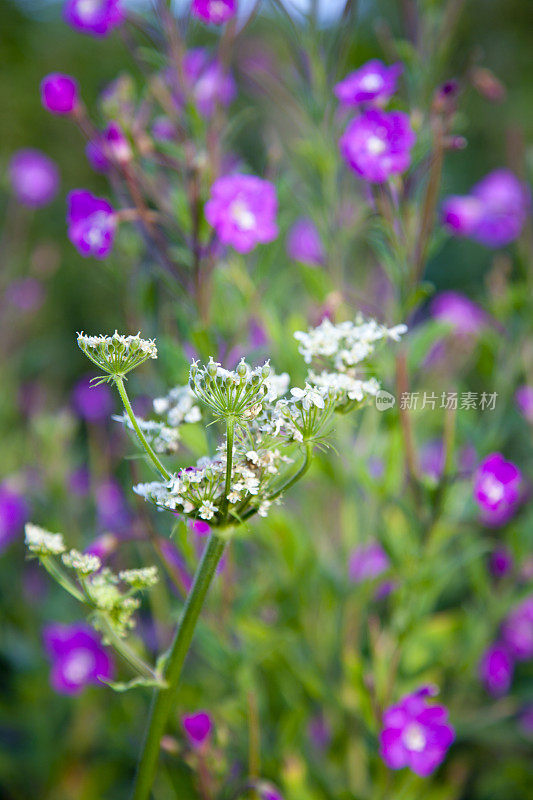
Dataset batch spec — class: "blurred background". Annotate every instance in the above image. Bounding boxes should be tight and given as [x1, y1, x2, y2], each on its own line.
[1, 1, 532, 799]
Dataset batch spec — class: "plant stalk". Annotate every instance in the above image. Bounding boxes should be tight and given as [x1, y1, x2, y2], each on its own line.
[114, 375, 171, 481]
[131, 532, 226, 800]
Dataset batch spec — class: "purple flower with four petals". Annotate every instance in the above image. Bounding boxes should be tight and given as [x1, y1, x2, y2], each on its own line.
[67, 189, 116, 258]
[205, 174, 278, 253]
[0, 485, 29, 553]
[335, 60, 402, 106]
[479, 643, 514, 696]
[380, 685, 455, 776]
[191, 0, 236, 25]
[473, 453, 522, 527]
[9, 149, 59, 207]
[339, 109, 416, 183]
[64, 0, 125, 37]
[43, 623, 113, 694]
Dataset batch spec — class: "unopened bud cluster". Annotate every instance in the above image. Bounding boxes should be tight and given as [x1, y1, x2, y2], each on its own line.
[189, 357, 271, 422]
[77, 331, 157, 382]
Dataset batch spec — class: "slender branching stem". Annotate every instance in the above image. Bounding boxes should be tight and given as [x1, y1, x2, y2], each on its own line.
[222, 417, 235, 523]
[97, 614, 162, 683]
[131, 532, 226, 800]
[114, 375, 171, 481]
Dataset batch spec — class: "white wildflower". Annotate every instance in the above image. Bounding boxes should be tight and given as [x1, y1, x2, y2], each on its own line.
[25, 523, 66, 556]
[62, 549, 102, 575]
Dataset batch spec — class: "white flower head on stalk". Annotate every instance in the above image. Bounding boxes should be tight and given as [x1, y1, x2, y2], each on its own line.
[119, 566, 159, 590]
[25, 523, 66, 556]
[294, 315, 407, 371]
[77, 331, 157, 383]
[189, 357, 271, 423]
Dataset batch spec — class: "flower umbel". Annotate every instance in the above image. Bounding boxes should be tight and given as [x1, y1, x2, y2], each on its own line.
[77, 331, 157, 382]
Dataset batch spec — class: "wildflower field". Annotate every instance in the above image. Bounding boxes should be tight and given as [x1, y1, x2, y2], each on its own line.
[1, 1, 532, 799]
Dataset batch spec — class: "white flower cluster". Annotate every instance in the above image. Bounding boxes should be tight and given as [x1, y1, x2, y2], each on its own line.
[189, 357, 271, 422]
[119, 566, 159, 589]
[293, 315, 407, 410]
[153, 385, 202, 427]
[134, 446, 292, 522]
[62, 549, 102, 575]
[114, 414, 182, 454]
[25, 523, 66, 556]
[294, 316, 407, 369]
[88, 568, 143, 638]
[77, 331, 157, 379]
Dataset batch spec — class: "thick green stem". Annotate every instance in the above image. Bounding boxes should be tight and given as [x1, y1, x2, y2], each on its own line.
[221, 417, 235, 523]
[131, 532, 226, 800]
[114, 376, 171, 481]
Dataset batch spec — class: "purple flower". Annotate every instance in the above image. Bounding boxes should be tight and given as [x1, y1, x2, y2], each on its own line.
[0, 485, 29, 553]
[69, 467, 90, 496]
[473, 453, 522, 527]
[335, 60, 402, 106]
[308, 713, 331, 750]
[489, 548, 513, 578]
[340, 109, 416, 183]
[479, 643, 513, 696]
[67, 190, 116, 258]
[501, 596, 533, 661]
[348, 542, 389, 583]
[40, 73, 79, 115]
[380, 685, 455, 777]
[85, 533, 117, 562]
[152, 117, 176, 142]
[257, 785, 284, 800]
[516, 385, 533, 423]
[86, 139, 111, 173]
[103, 121, 132, 164]
[177, 49, 236, 117]
[191, 0, 236, 25]
[64, 0, 125, 37]
[519, 705, 533, 736]
[95, 479, 130, 532]
[9, 149, 59, 207]
[188, 519, 211, 537]
[72, 376, 114, 422]
[205, 174, 278, 253]
[442, 170, 530, 248]
[419, 440, 445, 481]
[286, 218, 324, 266]
[43, 623, 113, 694]
[182, 711, 212, 747]
[5, 278, 45, 313]
[430, 291, 488, 335]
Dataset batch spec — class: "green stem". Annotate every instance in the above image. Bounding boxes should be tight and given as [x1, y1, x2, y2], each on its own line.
[114, 375, 171, 481]
[241, 442, 313, 522]
[97, 614, 161, 683]
[131, 532, 226, 800]
[41, 556, 86, 603]
[221, 417, 235, 524]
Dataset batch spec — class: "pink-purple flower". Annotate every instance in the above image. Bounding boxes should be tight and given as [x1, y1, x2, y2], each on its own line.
[380, 685, 455, 776]
[335, 60, 402, 106]
[489, 548, 513, 578]
[191, 0, 236, 25]
[173, 49, 236, 117]
[40, 73, 79, 115]
[64, 0, 125, 37]
[473, 453, 523, 527]
[442, 169, 530, 248]
[67, 189, 116, 258]
[182, 711, 212, 747]
[72, 376, 114, 422]
[205, 174, 278, 253]
[103, 121, 132, 164]
[430, 291, 488, 335]
[43, 623, 113, 694]
[9, 149, 59, 207]
[501, 596, 533, 661]
[348, 541, 389, 583]
[286, 218, 324, 266]
[339, 109, 416, 183]
[86, 139, 111, 173]
[515, 385, 533, 423]
[0, 485, 29, 553]
[479, 643, 514, 696]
